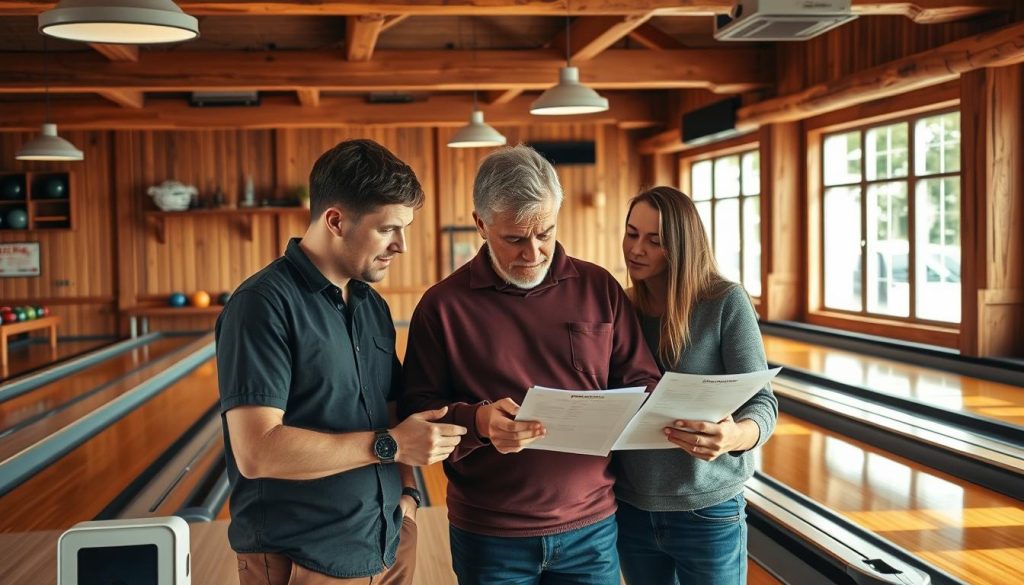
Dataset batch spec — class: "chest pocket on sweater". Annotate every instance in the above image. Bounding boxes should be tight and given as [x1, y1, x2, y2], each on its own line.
[568, 322, 613, 377]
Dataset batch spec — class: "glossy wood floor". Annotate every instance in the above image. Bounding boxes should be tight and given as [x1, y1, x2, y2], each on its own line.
[1, 337, 110, 381]
[0, 335, 206, 462]
[763, 335, 1024, 427]
[760, 412, 1024, 585]
[0, 358, 220, 532]
[0, 334, 195, 432]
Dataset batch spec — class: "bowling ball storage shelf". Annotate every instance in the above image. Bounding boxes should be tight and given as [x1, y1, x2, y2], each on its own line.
[0, 171, 73, 231]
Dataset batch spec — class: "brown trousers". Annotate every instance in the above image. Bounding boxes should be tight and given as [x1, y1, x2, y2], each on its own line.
[237, 516, 418, 585]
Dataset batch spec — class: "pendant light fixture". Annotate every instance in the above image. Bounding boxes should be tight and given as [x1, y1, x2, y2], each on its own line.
[448, 17, 506, 149]
[448, 94, 508, 149]
[530, 0, 608, 116]
[17, 37, 83, 162]
[39, 0, 199, 44]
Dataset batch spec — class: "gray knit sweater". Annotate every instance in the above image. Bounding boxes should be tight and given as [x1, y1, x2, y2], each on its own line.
[613, 284, 778, 512]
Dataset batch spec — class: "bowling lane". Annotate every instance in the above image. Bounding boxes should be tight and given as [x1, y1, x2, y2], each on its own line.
[0, 334, 196, 431]
[1, 338, 110, 381]
[0, 358, 219, 532]
[759, 412, 1024, 585]
[0, 334, 208, 462]
[763, 334, 1024, 427]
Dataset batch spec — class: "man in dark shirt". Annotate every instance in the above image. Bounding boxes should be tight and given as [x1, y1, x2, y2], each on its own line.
[216, 139, 466, 585]
[400, 145, 661, 585]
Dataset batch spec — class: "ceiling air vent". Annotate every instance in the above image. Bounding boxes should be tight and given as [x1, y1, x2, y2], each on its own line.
[714, 0, 857, 42]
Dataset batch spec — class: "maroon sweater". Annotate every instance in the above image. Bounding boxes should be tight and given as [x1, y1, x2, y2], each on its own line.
[399, 243, 660, 536]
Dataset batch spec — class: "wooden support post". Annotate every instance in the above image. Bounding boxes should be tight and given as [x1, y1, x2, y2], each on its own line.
[960, 64, 1024, 357]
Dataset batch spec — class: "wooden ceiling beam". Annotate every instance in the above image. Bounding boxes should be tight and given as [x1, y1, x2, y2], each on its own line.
[296, 89, 320, 107]
[483, 89, 525, 106]
[346, 14, 385, 61]
[627, 23, 686, 50]
[0, 49, 770, 94]
[0, 1, 1009, 22]
[736, 18, 1024, 129]
[0, 92, 662, 130]
[89, 43, 139, 62]
[97, 89, 145, 109]
[551, 13, 655, 62]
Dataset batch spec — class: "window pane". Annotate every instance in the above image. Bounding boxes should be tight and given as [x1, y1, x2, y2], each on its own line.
[865, 182, 910, 317]
[692, 160, 713, 201]
[866, 123, 908, 181]
[824, 186, 863, 311]
[695, 200, 712, 236]
[915, 112, 961, 176]
[714, 198, 741, 283]
[742, 151, 760, 196]
[915, 177, 961, 323]
[714, 155, 741, 198]
[823, 131, 862, 186]
[743, 196, 761, 297]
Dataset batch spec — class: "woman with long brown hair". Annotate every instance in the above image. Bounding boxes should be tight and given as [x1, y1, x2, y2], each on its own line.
[614, 186, 777, 584]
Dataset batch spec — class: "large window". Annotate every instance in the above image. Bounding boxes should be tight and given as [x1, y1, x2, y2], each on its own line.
[690, 150, 761, 297]
[821, 111, 961, 323]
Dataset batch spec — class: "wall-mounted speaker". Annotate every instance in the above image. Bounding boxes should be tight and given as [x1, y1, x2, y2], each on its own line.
[527, 141, 597, 166]
[681, 97, 742, 146]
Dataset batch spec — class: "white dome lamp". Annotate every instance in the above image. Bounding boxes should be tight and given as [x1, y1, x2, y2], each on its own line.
[39, 0, 199, 44]
[16, 38, 83, 162]
[530, 0, 608, 116]
[448, 93, 507, 149]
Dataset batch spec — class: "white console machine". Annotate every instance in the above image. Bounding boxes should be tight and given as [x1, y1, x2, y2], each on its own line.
[57, 516, 191, 585]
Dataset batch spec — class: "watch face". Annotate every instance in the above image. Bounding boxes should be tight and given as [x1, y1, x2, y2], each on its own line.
[375, 434, 398, 460]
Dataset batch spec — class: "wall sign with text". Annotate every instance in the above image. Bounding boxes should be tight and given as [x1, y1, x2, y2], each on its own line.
[0, 242, 41, 277]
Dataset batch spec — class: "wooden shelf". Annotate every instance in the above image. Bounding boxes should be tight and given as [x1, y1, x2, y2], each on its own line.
[144, 207, 309, 243]
[0, 171, 74, 231]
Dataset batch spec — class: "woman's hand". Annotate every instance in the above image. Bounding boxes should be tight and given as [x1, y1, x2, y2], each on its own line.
[664, 416, 759, 462]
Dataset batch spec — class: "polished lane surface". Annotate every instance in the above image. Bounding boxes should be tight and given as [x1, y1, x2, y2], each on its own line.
[763, 334, 1024, 427]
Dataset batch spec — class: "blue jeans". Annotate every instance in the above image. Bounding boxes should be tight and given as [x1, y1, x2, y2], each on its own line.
[616, 495, 747, 585]
[449, 515, 621, 585]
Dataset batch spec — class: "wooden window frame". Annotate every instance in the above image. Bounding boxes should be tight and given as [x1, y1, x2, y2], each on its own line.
[806, 89, 962, 348]
[680, 139, 762, 306]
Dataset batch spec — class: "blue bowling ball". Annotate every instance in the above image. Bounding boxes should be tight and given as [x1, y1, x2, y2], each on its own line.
[5, 208, 28, 229]
[0, 175, 25, 200]
[168, 292, 188, 307]
[36, 175, 68, 199]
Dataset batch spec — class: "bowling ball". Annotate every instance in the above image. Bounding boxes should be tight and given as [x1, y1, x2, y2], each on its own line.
[24, 307, 36, 319]
[217, 292, 231, 305]
[14, 308, 26, 321]
[36, 174, 68, 199]
[1, 311, 14, 324]
[0, 175, 24, 200]
[5, 208, 27, 230]
[168, 292, 187, 307]
[191, 290, 211, 308]
[39, 305, 49, 317]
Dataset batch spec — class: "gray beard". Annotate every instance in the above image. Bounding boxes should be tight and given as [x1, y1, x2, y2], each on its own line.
[488, 246, 550, 290]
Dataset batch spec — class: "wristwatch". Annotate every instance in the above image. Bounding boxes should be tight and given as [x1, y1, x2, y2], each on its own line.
[373, 430, 398, 464]
[402, 486, 422, 508]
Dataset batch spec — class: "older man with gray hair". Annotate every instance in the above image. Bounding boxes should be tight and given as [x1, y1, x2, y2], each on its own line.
[400, 145, 660, 585]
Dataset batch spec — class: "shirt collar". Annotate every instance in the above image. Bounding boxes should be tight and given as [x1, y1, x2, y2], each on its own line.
[468, 241, 579, 293]
[284, 238, 370, 300]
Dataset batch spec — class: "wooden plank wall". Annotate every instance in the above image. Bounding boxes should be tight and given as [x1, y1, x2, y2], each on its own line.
[0, 130, 117, 336]
[0, 122, 644, 337]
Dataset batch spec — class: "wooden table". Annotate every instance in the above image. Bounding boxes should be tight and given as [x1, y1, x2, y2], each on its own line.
[0, 315, 59, 376]
[0, 507, 457, 585]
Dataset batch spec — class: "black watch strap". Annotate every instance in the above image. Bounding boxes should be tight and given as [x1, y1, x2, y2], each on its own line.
[401, 486, 422, 508]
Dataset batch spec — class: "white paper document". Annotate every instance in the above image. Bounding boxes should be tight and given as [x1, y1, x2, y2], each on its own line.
[612, 368, 781, 450]
[514, 386, 648, 456]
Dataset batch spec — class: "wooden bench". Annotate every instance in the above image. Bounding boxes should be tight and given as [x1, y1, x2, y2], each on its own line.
[0, 315, 59, 376]
[122, 305, 223, 338]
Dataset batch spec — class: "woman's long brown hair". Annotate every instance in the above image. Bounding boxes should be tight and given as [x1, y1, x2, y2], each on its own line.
[627, 186, 731, 366]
